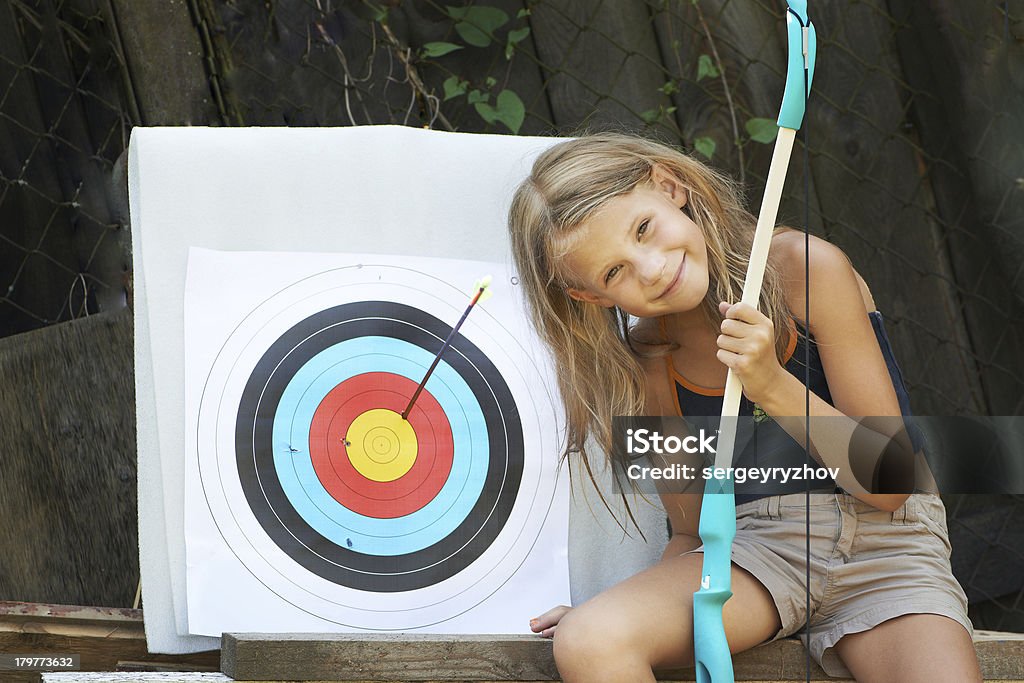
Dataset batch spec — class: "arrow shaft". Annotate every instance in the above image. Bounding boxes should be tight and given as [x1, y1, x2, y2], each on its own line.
[402, 287, 484, 420]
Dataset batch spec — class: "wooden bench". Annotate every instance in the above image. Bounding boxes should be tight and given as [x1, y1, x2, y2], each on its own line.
[6, 602, 1022, 681]
[32, 630, 1024, 682]
[215, 631, 1024, 681]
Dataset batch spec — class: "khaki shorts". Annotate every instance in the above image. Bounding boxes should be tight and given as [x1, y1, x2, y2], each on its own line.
[685, 492, 972, 678]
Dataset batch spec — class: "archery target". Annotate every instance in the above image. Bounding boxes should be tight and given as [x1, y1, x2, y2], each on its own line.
[194, 260, 561, 630]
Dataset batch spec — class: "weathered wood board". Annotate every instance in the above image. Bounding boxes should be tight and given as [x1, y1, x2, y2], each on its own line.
[0, 311, 136, 606]
[219, 630, 1024, 682]
[0, 602, 219, 683]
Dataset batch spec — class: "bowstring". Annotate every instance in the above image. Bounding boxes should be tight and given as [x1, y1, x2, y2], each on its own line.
[801, 34, 812, 683]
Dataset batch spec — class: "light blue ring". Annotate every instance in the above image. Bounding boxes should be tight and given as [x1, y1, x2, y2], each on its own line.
[272, 336, 488, 556]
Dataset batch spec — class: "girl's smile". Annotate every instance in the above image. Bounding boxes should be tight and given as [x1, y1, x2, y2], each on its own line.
[653, 253, 685, 301]
[563, 168, 710, 318]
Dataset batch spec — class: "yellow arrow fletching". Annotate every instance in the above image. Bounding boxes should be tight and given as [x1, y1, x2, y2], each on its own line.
[472, 275, 494, 303]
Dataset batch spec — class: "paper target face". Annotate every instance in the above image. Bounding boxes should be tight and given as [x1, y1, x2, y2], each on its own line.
[194, 260, 561, 630]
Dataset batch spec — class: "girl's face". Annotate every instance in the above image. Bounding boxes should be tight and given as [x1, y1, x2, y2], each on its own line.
[564, 166, 710, 318]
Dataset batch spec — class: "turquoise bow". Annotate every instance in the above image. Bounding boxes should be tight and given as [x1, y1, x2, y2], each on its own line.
[691, 3, 816, 682]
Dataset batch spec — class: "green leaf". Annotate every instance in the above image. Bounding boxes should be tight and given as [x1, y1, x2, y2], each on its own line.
[694, 136, 716, 159]
[369, 2, 388, 22]
[494, 89, 525, 132]
[474, 102, 498, 124]
[658, 80, 679, 96]
[516, 8, 531, 18]
[443, 76, 467, 101]
[447, 5, 509, 47]
[697, 54, 719, 81]
[475, 89, 525, 133]
[467, 89, 488, 105]
[505, 26, 530, 59]
[485, 76, 497, 88]
[640, 105, 676, 124]
[421, 42, 463, 57]
[745, 117, 779, 143]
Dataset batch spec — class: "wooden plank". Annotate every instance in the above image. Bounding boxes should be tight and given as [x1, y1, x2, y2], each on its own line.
[221, 632, 843, 681]
[47, 679, 1019, 683]
[27, 631, 1024, 681]
[527, 0, 672, 133]
[0, 310, 137, 606]
[222, 630, 1024, 681]
[978, 635, 1024, 681]
[222, 634, 560, 682]
[43, 676, 230, 682]
[0, 602, 144, 635]
[0, 602, 219, 683]
[105, 0, 215, 124]
[46, 679, 845, 683]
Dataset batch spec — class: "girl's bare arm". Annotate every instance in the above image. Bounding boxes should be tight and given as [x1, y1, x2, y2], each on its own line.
[759, 235, 919, 511]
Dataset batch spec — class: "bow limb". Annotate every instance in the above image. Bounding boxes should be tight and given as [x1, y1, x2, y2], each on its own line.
[691, 4, 816, 682]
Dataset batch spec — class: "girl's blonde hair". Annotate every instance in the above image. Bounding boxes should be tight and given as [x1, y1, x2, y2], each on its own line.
[508, 132, 793, 515]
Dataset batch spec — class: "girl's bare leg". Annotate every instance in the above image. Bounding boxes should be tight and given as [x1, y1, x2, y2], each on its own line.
[551, 552, 782, 683]
[832, 613, 981, 683]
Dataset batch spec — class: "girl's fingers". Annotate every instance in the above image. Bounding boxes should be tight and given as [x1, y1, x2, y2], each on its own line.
[718, 330, 772, 355]
[716, 348, 742, 369]
[539, 604, 571, 622]
[720, 321, 753, 339]
[720, 301, 766, 325]
[716, 334, 745, 354]
[719, 307, 774, 352]
[529, 605, 571, 634]
[719, 300, 746, 319]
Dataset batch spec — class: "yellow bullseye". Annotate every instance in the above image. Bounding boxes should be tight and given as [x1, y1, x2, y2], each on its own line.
[344, 409, 417, 482]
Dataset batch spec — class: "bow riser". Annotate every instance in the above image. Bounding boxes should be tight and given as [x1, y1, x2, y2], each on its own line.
[693, 476, 736, 683]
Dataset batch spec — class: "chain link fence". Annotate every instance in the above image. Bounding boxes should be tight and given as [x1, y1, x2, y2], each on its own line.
[1, 0, 1022, 627]
[0, 0, 133, 336]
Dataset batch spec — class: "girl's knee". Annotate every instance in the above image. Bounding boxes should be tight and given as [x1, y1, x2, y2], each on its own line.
[552, 605, 676, 674]
[552, 610, 622, 671]
[551, 609, 602, 671]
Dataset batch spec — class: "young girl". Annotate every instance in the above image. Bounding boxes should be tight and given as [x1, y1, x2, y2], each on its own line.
[508, 132, 980, 682]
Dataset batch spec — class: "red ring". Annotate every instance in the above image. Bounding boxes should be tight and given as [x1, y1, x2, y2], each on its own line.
[308, 372, 453, 518]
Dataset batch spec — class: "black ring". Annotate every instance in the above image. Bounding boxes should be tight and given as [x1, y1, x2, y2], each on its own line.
[234, 301, 524, 592]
